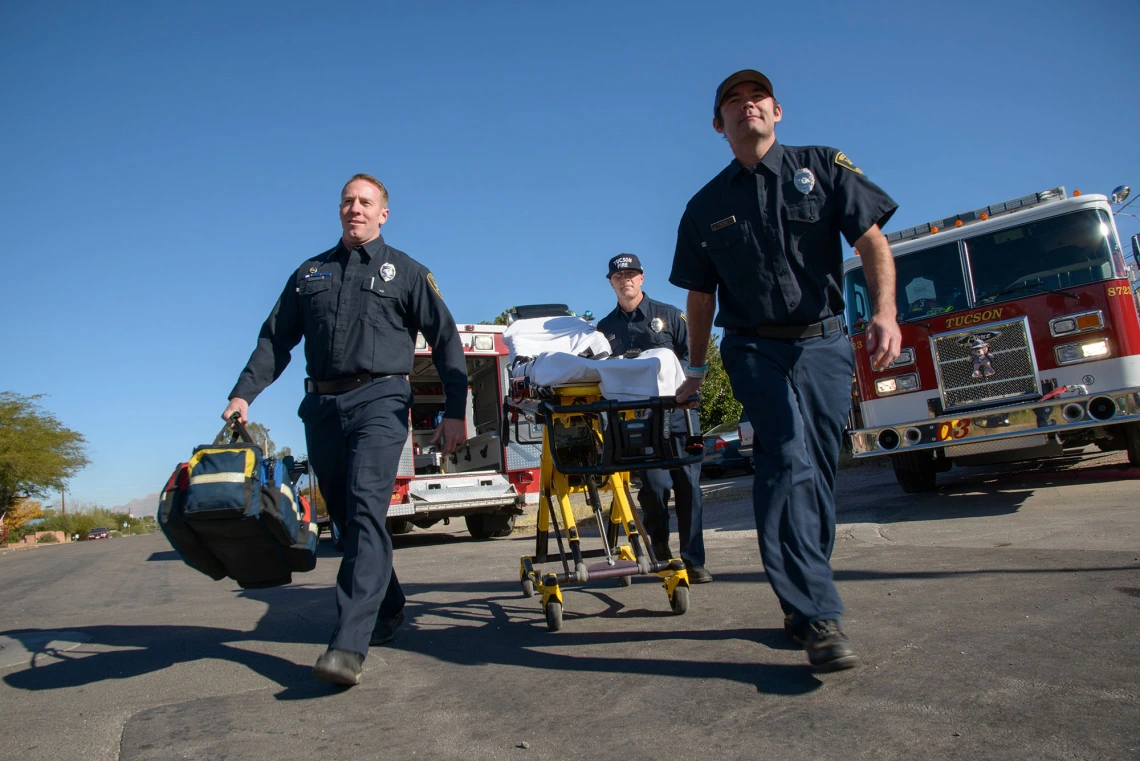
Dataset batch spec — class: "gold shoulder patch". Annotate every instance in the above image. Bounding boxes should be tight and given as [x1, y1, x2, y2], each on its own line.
[426, 272, 443, 299]
[680, 312, 687, 323]
[834, 151, 864, 175]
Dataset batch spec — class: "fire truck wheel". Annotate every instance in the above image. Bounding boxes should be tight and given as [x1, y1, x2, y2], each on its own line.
[1125, 422, 1140, 467]
[890, 451, 938, 494]
[387, 519, 413, 536]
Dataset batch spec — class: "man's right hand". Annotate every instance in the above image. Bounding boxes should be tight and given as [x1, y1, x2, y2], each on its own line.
[676, 377, 703, 407]
[222, 398, 250, 425]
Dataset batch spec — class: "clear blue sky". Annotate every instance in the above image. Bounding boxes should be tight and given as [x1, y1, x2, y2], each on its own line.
[2, 1, 1138, 510]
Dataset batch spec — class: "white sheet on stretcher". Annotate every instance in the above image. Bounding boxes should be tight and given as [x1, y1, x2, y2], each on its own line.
[516, 348, 684, 402]
[503, 316, 612, 363]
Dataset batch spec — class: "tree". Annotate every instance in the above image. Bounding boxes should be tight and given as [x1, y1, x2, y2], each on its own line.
[698, 336, 742, 433]
[244, 421, 276, 455]
[0, 392, 90, 524]
[0, 499, 42, 544]
[479, 309, 514, 326]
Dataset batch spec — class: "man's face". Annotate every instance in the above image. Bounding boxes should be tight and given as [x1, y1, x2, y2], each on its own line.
[339, 180, 390, 246]
[714, 81, 782, 146]
[609, 270, 644, 300]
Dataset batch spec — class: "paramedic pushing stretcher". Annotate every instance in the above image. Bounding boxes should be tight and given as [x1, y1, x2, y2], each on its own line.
[671, 70, 901, 672]
[223, 174, 468, 686]
[596, 253, 712, 584]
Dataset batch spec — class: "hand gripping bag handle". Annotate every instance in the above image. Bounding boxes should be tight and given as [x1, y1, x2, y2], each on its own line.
[213, 413, 256, 447]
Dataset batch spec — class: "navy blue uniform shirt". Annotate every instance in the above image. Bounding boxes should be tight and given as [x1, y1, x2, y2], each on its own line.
[669, 142, 897, 329]
[229, 233, 468, 419]
[596, 293, 689, 364]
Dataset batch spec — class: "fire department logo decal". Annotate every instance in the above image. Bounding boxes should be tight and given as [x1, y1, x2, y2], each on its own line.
[958, 331, 1000, 379]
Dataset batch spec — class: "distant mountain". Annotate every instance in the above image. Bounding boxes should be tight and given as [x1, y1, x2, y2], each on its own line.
[113, 494, 161, 517]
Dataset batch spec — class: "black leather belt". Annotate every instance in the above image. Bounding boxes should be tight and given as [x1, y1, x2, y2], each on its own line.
[305, 373, 401, 395]
[728, 316, 843, 340]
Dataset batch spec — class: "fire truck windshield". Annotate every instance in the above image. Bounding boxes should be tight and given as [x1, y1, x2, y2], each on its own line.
[844, 208, 1124, 333]
[969, 209, 1121, 305]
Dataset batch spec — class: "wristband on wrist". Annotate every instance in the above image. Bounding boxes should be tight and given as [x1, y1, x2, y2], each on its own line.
[684, 365, 708, 379]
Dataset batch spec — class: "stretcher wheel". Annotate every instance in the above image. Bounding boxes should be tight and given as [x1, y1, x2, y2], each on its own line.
[545, 601, 563, 632]
[521, 578, 534, 598]
[670, 585, 690, 615]
[619, 574, 632, 587]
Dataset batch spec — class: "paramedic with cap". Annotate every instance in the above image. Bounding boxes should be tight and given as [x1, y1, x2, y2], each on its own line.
[596, 253, 712, 584]
[222, 173, 468, 686]
[670, 70, 901, 671]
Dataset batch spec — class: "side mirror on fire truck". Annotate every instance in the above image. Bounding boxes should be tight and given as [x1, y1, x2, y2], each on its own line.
[1131, 234, 1140, 268]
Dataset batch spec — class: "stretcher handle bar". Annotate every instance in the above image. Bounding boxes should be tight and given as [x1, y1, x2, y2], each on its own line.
[539, 395, 681, 417]
[545, 448, 705, 477]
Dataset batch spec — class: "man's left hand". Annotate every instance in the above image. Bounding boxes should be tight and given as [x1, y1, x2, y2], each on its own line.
[866, 314, 902, 371]
[431, 418, 467, 456]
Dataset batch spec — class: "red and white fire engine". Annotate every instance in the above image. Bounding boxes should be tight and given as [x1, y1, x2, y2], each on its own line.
[387, 324, 540, 537]
[844, 186, 1140, 492]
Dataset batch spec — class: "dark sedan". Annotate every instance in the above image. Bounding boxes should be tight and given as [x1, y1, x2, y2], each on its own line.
[701, 419, 754, 479]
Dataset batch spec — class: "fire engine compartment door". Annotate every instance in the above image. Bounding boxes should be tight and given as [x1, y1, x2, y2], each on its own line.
[404, 474, 519, 511]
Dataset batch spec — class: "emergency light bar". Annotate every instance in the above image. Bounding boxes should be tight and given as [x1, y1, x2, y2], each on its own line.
[885, 187, 1068, 245]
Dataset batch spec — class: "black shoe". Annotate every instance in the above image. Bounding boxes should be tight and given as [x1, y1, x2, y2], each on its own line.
[369, 610, 405, 646]
[684, 562, 713, 584]
[803, 620, 860, 672]
[783, 614, 807, 646]
[651, 542, 672, 561]
[313, 648, 364, 686]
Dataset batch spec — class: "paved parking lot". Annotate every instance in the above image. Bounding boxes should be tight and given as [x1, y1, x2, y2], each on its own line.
[1, 451, 1137, 760]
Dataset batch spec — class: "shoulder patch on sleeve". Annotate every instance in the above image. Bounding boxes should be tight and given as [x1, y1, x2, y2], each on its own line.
[834, 151, 864, 175]
[426, 272, 444, 299]
[679, 312, 687, 322]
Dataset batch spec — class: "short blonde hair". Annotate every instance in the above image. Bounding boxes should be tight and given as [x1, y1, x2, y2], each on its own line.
[342, 173, 389, 205]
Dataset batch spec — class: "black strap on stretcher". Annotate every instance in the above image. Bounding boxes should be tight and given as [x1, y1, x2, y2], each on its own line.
[536, 395, 704, 476]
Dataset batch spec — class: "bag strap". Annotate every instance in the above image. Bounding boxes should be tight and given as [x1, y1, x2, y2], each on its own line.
[213, 413, 256, 446]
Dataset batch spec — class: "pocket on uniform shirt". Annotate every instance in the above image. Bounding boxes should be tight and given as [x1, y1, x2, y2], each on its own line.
[298, 278, 333, 322]
[705, 221, 747, 253]
[361, 282, 402, 327]
[784, 200, 822, 224]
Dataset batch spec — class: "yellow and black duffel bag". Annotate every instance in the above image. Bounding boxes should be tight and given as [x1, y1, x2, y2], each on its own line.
[158, 416, 318, 589]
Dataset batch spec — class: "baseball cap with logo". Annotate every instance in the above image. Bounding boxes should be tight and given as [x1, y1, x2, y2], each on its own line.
[713, 69, 775, 118]
[607, 253, 644, 278]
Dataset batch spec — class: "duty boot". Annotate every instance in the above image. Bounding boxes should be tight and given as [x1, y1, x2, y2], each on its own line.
[313, 648, 365, 686]
[684, 561, 714, 584]
[784, 614, 808, 646]
[369, 610, 406, 646]
[803, 620, 860, 672]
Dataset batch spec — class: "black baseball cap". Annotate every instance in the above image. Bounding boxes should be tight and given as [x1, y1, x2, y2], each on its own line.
[714, 69, 775, 118]
[606, 253, 643, 278]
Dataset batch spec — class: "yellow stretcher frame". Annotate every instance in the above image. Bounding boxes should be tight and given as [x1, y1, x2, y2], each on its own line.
[514, 384, 692, 631]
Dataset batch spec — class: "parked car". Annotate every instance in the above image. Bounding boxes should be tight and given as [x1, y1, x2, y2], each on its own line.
[87, 527, 110, 540]
[701, 419, 754, 479]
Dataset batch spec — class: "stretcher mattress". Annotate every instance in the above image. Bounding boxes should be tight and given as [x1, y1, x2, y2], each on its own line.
[515, 348, 684, 401]
[503, 316, 612, 363]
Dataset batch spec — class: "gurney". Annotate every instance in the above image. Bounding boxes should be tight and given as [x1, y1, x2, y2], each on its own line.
[503, 312, 704, 631]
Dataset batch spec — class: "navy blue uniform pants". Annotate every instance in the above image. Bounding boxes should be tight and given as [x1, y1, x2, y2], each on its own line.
[720, 329, 854, 624]
[639, 430, 705, 567]
[299, 376, 410, 657]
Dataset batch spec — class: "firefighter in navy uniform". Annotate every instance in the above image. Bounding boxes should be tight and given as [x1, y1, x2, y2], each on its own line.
[671, 71, 902, 671]
[596, 253, 712, 583]
[222, 174, 468, 686]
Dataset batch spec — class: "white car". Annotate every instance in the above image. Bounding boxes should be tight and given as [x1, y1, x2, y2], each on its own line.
[737, 413, 753, 458]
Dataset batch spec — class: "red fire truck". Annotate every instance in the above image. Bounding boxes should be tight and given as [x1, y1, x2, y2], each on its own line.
[843, 186, 1140, 492]
[390, 323, 540, 537]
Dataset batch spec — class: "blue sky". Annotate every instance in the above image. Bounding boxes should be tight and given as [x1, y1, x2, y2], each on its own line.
[2, 1, 1138, 510]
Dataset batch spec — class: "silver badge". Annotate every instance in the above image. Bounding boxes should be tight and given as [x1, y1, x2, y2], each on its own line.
[649, 317, 665, 333]
[309, 266, 318, 274]
[794, 168, 815, 195]
[380, 262, 396, 282]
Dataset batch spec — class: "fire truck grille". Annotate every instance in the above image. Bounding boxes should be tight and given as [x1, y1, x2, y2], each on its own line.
[933, 317, 1039, 410]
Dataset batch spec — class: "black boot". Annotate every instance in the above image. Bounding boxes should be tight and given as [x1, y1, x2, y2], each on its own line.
[313, 648, 365, 685]
[803, 620, 859, 672]
[369, 610, 406, 646]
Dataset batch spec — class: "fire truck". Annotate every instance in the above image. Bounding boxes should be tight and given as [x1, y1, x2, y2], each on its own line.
[843, 186, 1140, 493]
[389, 323, 540, 537]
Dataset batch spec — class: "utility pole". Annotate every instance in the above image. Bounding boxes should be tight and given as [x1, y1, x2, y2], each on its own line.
[61, 489, 66, 517]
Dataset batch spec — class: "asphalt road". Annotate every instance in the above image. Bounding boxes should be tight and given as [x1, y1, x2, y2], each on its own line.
[1, 451, 1137, 761]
